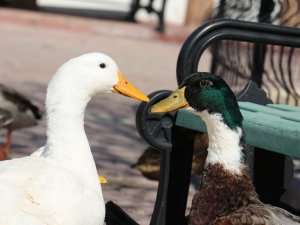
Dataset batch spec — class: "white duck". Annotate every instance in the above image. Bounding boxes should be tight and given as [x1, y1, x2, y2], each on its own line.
[0, 52, 149, 225]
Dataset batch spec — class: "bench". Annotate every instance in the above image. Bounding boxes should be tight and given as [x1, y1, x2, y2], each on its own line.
[1, 0, 167, 33]
[133, 19, 300, 225]
[127, 0, 167, 32]
[176, 102, 300, 157]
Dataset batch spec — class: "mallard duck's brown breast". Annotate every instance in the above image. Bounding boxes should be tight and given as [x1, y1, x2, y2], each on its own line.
[189, 163, 260, 225]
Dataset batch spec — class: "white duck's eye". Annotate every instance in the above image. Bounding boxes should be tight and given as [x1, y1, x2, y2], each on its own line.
[199, 80, 212, 87]
[99, 63, 106, 69]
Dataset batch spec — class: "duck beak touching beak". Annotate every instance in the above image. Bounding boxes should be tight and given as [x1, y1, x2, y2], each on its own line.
[151, 86, 189, 113]
[113, 71, 150, 102]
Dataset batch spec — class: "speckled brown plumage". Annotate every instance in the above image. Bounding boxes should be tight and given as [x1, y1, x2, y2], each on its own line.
[213, 203, 300, 225]
[189, 163, 260, 225]
[188, 163, 300, 225]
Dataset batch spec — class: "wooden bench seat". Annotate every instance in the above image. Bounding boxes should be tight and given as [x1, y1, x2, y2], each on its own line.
[176, 102, 300, 157]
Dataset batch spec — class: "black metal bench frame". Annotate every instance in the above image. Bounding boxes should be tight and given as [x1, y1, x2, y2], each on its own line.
[128, 0, 167, 32]
[2, 0, 167, 33]
[149, 19, 300, 225]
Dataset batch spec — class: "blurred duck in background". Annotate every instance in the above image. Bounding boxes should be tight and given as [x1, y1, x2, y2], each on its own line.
[0, 84, 42, 160]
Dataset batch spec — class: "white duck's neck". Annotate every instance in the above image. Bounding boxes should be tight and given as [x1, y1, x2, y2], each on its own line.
[44, 83, 100, 189]
[196, 110, 244, 175]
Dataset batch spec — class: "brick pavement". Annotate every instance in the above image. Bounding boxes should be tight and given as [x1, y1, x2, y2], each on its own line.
[0, 8, 211, 224]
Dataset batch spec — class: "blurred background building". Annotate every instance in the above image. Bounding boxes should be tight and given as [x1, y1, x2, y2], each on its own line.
[0, 0, 215, 28]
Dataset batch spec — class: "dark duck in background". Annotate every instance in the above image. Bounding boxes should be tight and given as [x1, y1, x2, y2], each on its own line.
[151, 72, 300, 225]
[0, 84, 42, 160]
[132, 132, 208, 181]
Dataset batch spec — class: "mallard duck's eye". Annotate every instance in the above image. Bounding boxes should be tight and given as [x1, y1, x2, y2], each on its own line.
[99, 63, 106, 69]
[199, 80, 212, 87]
[173, 94, 178, 98]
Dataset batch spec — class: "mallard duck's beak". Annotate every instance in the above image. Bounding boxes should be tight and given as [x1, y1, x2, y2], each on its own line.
[151, 86, 189, 113]
[113, 71, 149, 102]
[99, 176, 107, 184]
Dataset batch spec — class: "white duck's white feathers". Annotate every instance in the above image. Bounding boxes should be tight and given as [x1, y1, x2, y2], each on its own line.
[0, 53, 125, 225]
[0, 156, 103, 225]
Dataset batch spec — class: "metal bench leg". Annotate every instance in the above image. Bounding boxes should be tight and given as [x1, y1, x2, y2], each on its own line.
[127, 0, 140, 21]
[150, 149, 171, 225]
[253, 148, 285, 206]
[126, 0, 166, 33]
[165, 126, 194, 225]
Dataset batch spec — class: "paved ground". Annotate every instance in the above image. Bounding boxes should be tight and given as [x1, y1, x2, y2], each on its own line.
[0, 7, 212, 224]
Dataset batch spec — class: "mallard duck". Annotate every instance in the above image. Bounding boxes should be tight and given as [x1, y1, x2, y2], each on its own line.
[0, 84, 42, 160]
[0, 52, 149, 225]
[132, 132, 208, 181]
[151, 72, 300, 225]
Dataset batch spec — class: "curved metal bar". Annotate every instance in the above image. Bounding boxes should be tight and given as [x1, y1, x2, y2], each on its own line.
[176, 19, 300, 85]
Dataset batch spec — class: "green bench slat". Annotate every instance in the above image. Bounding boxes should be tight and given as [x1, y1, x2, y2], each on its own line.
[175, 102, 300, 158]
[241, 111, 300, 157]
[267, 104, 300, 112]
[238, 102, 300, 123]
[176, 109, 207, 132]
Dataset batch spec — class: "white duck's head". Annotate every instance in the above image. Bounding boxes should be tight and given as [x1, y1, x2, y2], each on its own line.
[44, 53, 149, 160]
[47, 52, 149, 103]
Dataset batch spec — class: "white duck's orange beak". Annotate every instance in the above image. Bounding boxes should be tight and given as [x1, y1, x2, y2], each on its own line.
[113, 71, 149, 102]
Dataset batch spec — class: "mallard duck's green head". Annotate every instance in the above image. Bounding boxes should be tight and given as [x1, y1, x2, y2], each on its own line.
[151, 72, 243, 129]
